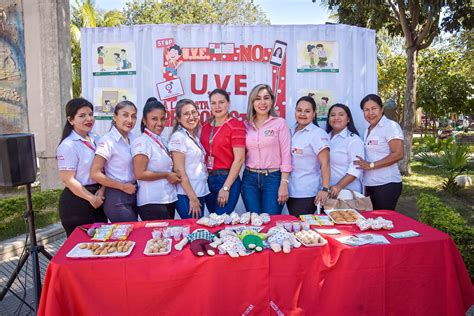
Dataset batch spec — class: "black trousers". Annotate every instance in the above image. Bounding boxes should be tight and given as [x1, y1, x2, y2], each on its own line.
[59, 184, 107, 236]
[365, 182, 403, 211]
[138, 202, 177, 221]
[287, 196, 317, 217]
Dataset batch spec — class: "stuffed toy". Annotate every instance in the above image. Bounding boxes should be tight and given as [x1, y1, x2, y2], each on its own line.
[266, 226, 301, 253]
[237, 229, 266, 252]
[210, 230, 248, 258]
[240, 212, 251, 224]
[250, 212, 263, 226]
[174, 228, 218, 257]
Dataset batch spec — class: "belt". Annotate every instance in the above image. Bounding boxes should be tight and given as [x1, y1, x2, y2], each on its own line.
[245, 167, 280, 175]
[208, 169, 230, 176]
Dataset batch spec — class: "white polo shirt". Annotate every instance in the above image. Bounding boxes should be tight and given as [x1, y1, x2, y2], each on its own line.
[95, 126, 136, 183]
[131, 129, 177, 206]
[363, 115, 404, 186]
[168, 127, 210, 197]
[288, 124, 330, 198]
[329, 128, 364, 193]
[56, 131, 98, 186]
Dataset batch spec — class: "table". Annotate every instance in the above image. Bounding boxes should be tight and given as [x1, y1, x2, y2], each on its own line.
[38, 211, 473, 315]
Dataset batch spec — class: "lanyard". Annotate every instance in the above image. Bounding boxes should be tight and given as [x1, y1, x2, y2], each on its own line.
[144, 129, 172, 159]
[209, 117, 230, 157]
[183, 128, 207, 158]
[80, 140, 96, 152]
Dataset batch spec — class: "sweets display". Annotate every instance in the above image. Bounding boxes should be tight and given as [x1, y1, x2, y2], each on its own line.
[67, 241, 135, 258]
[326, 209, 364, 224]
[294, 230, 327, 247]
[144, 238, 172, 256]
[356, 217, 394, 231]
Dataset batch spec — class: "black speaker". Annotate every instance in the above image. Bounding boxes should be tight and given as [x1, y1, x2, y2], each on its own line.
[0, 133, 37, 187]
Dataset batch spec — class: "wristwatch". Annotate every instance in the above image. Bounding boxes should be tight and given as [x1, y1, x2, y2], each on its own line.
[223, 186, 230, 192]
[369, 162, 375, 169]
[321, 187, 329, 193]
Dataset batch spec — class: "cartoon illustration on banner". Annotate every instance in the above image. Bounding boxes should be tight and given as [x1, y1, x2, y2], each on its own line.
[156, 38, 287, 126]
[93, 87, 137, 119]
[297, 41, 339, 73]
[298, 89, 334, 121]
[93, 42, 136, 76]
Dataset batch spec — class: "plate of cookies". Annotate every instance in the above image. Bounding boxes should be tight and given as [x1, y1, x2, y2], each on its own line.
[325, 209, 365, 224]
[294, 230, 328, 247]
[66, 241, 135, 258]
[144, 238, 172, 256]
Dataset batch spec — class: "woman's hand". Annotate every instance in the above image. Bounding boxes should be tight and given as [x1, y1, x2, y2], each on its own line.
[315, 190, 329, 205]
[89, 194, 104, 209]
[188, 197, 202, 218]
[218, 188, 229, 207]
[277, 182, 289, 205]
[329, 185, 342, 199]
[121, 183, 137, 195]
[353, 155, 371, 170]
[166, 172, 182, 184]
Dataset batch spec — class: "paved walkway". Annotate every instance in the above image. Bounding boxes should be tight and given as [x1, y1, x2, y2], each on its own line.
[0, 224, 65, 315]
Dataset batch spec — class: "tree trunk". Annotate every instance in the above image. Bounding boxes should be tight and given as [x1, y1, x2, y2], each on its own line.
[400, 47, 418, 175]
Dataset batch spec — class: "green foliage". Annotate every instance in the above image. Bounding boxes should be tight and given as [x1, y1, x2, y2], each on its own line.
[417, 193, 474, 279]
[123, 0, 269, 25]
[0, 189, 61, 219]
[413, 136, 454, 154]
[415, 143, 470, 194]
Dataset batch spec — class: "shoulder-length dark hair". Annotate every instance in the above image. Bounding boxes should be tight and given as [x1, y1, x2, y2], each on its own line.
[171, 99, 199, 136]
[111, 100, 137, 130]
[325, 103, 360, 136]
[59, 98, 94, 144]
[360, 94, 383, 110]
[296, 96, 319, 126]
[140, 97, 166, 132]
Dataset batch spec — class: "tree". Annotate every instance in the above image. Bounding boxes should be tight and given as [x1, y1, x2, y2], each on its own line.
[70, 0, 125, 97]
[123, 0, 270, 25]
[321, 0, 473, 175]
[417, 47, 473, 135]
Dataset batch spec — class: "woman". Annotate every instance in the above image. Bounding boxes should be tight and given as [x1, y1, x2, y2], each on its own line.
[169, 99, 210, 219]
[90, 100, 138, 222]
[287, 96, 330, 217]
[241, 84, 292, 215]
[132, 97, 181, 220]
[354, 94, 404, 210]
[326, 103, 365, 197]
[200, 89, 245, 215]
[56, 98, 107, 236]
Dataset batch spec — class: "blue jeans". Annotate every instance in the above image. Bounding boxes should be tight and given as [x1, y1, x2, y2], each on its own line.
[205, 173, 241, 215]
[241, 169, 283, 215]
[176, 194, 206, 219]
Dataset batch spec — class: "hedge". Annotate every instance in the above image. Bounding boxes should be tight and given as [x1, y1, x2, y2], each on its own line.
[417, 193, 474, 280]
[0, 189, 61, 219]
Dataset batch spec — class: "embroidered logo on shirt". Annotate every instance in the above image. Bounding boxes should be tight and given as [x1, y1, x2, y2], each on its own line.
[264, 129, 275, 136]
[56, 155, 64, 160]
[292, 147, 303, 155]
[368, 139, 378, 145]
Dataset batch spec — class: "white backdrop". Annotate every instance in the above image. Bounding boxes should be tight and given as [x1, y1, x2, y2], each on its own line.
[81, 24, 377, 137]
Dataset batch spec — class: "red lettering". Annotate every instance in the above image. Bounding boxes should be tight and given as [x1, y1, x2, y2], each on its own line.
[214, 74, 231, 90]
[240, 45, 252, 61]
[235, 75, 247, 95]
[252, 45, 264, 61]
[200, 111, 211, 122]
[191, 74, 208, 94]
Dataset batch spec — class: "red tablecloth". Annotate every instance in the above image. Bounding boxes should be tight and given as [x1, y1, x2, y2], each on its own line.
[38, 211, 473, 315]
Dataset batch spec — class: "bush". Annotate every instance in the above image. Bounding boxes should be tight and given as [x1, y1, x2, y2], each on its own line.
[417, 193, 474, 280]
[413, 136, 454, 155]
[0, 189, 61, 219]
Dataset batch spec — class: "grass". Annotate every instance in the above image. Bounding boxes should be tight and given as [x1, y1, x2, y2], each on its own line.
[397, 161, 473, 225]
[0, 206, 60, 241]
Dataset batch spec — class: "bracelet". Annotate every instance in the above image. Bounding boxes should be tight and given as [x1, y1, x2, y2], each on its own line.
[281, 179, 289, 184]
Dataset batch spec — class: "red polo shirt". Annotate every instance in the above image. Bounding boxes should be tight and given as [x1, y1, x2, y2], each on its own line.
[200, 118, 245, 170]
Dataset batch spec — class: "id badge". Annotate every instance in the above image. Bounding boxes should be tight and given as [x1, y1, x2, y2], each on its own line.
[207, 155, 214, 170]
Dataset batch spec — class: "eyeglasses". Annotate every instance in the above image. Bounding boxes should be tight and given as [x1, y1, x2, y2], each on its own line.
[182, 110, 199, 119]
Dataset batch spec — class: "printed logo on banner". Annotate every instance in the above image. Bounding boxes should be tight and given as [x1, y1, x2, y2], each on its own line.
[156, 78, 185, 101]
[156, 38, 288, 126]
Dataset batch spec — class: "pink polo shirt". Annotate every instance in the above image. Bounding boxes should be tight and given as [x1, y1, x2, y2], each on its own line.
[245, 116, 292, 172]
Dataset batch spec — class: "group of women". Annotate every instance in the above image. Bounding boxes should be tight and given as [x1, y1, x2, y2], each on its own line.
[57, 85, 404, 236]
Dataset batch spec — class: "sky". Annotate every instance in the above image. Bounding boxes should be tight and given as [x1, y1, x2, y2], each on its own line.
[97, 0, 332, 25]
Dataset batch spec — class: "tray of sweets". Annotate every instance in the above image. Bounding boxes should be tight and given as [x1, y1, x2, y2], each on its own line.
[325, 209, 365, 224]
[66, 241, 135, 259]
[294, 230, 328, 247]
[144, 238, 172, 256]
